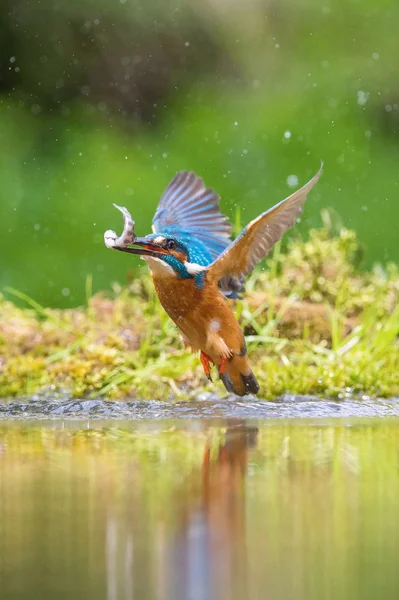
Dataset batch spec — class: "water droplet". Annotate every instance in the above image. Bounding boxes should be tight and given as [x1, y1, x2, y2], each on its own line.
[286, 174, 298, 188]
[357, 90, 369, 106]
[283, 130, 291, 139]
[62, 288, 70, 297]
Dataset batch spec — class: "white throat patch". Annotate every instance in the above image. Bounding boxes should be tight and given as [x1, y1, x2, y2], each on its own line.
[144, 256, 176, 277]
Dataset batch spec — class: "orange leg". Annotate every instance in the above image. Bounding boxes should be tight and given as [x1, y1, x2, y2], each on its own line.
[200, 351, 213, 381]
[219, 357, 227, 375]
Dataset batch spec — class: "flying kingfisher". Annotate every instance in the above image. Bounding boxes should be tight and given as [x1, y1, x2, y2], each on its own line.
[104, 165, 322, 396]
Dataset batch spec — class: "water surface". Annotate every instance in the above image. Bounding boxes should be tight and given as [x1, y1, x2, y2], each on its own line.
[1, 414, 399, 599]
[2, 394, 399, 419]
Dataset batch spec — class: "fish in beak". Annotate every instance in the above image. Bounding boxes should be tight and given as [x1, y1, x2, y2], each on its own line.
[104, 204, 167, 258]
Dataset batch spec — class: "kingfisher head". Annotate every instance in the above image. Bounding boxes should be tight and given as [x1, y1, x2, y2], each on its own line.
[124, 233, 206, 279]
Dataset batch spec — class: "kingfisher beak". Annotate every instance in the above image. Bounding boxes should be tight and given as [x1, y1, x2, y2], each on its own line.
[115, 237, 167, 258]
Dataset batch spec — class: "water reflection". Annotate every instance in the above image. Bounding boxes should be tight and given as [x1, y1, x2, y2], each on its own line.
[169, 422, 257, 600]
[103, 421, 257, 600]
[1, 418, 399, 600]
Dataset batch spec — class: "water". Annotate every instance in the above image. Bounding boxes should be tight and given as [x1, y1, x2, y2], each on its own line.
[1, 408, 399, 599]
[2, 394, 399, 420]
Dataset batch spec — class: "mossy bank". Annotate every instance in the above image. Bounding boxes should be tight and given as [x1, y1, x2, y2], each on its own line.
[2, 223, 399, 401]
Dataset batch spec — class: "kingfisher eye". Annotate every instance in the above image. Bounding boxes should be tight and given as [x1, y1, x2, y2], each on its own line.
[166, 239, 176, 250]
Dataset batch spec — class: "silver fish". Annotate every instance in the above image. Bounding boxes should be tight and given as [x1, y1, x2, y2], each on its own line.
[104, 204, 136, 249]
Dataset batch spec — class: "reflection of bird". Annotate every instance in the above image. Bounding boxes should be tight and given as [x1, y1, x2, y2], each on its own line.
[173, 422, 259, 600]
[110, 166, 322, 395]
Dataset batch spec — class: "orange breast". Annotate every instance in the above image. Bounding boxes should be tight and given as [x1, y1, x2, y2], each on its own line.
[153, 276, 199, 322]
[152, 275, 244, 361]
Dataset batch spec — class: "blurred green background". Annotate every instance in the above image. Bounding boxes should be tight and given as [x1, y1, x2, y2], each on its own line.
[1, 0, 398, 307]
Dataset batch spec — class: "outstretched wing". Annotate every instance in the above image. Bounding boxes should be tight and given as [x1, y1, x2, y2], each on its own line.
[152, 171, 232, 260]
[207, 165, 323, 284]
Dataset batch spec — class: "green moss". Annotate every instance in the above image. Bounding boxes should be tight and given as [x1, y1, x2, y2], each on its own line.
[1, 225, 399, 400]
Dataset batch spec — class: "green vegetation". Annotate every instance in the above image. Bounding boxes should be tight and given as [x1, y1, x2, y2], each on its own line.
[2, 222, 399, 400]
[1, 0, 399, 307]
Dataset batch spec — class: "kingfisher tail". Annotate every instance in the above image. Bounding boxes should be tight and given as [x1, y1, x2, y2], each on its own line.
[219, 354, 260, 397]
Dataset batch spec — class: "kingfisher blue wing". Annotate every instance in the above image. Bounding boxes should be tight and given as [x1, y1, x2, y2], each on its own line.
[152, 171, 232, 260]
[207, 165, 323, 284]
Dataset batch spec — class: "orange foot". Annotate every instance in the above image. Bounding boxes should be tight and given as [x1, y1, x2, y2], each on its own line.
[200, 351, 214, 382]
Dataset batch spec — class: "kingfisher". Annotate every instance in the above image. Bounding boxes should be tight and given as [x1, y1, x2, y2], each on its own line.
[104, 165, 322, 396]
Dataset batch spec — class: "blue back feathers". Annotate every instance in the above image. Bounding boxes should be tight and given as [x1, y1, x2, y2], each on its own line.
[152, 226, 215, 266]
[151, 172, 245, 297]
[152, 172, 232, 262]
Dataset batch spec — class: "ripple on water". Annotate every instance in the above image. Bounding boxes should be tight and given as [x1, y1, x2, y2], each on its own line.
[1, 394, 399, 420]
